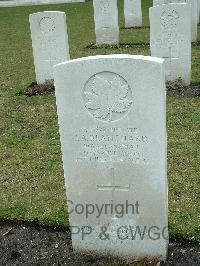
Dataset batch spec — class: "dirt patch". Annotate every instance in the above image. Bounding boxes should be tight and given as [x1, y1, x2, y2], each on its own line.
[121, 26, 150, 30]
[0, 220, 199, 266]
[166, 79, 200, 97]
[23, 80, 55, 97]
[119, 43, 150, 49]
[192, 40, 200, 46]
[86, 43, 150, 49]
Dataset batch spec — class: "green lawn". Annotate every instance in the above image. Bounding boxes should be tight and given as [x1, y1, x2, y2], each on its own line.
[0, 0, 199, 240]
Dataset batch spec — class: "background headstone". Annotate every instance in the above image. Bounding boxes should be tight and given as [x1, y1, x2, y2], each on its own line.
[188, 0, 198, 41]
[124, 0, 142, 28]
[93, 0, 119, 46]
[29, 11, 70, 84]
[153, 0, 198, 41]
[150, 3, 192, 84]
[54, 54, 168, 260]
[0, 0, 85, 8]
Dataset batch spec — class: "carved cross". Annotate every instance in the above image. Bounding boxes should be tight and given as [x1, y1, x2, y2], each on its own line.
[97, 168, 130, 197]
[97, 167, 130, 223]
[163, 47, 178, 80]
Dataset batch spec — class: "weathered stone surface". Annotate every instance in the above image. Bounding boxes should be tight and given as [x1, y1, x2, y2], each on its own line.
[124, 0, 142, 28]
[54, 54, 168, 260]
[29, 11, 70, 84]
[93, 0, 119, 46]
[150, 3, 191, 84]
[0, 0, 85, 8]
[153, 0, 198, 41]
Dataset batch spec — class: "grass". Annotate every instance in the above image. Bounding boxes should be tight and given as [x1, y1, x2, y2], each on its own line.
[0, 0, 200, 240]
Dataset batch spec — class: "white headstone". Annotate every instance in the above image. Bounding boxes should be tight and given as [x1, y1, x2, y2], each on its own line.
[29, 11, 70, 84]
[54, 54, 168, 260]
[124, 0, 142, 28]
[198, 0, 200, 24]
[93, 0, 119, 46]
[150, 3, 192, 84]
[153, 0, 198, 41]
[188, 0, 198, 41]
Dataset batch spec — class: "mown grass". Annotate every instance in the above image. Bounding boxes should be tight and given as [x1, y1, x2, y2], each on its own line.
[0, 0, 200, 239]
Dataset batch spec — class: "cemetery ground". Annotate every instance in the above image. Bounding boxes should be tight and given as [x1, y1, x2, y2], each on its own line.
[0, 0, 199, 265]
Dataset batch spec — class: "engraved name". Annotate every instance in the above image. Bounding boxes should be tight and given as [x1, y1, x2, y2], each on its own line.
[74, 127, 149, 164]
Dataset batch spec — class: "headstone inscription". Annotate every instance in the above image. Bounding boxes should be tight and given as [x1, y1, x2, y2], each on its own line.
[54, 54, 168, 260]
[93, 0, 119, 46]
[124, 0, 142, 28]
[150, 3, 191, 84]
[29, 11, 70, 84]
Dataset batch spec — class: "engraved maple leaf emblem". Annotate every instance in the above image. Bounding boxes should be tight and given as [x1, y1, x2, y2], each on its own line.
[84, 75, 132, 121]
